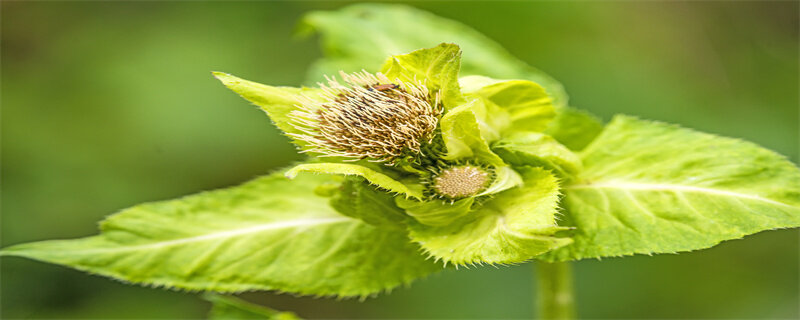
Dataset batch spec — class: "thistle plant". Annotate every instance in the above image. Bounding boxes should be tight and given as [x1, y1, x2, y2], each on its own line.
[3, 4, 800, 319]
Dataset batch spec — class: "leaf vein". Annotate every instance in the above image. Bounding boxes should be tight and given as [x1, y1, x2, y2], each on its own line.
[568, 182, 796, 209]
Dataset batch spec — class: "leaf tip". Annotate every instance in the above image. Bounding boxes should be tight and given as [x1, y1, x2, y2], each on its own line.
[211, 71, 239, 87]
[211, 70, 228, 78]
[284, 169, 299, 180]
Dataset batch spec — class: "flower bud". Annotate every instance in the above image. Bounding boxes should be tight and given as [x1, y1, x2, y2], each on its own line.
[289, 71, 441, 163]
[432, 165, 492, 199]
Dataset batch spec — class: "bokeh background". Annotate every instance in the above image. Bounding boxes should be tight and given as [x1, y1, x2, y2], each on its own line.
[2, 1, 798, 319]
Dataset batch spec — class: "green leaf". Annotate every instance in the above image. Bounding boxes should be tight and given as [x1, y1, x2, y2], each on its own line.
[407, 167, 572, 265]
[0, 171, 441, 297]
[331, 177, 410, 229]
[460, 76, 556, 134]
[544, 106, 605, 151]
[544, 115, 800, 261]
[477, 165, 524, 197]
[299, 3, 568, 107]
[213, 72, 320, 139]
[396, 197, 475, 227]
[285, 162, 423, 199]
[204, 293, 300, 320]
[492, 132, 582, 179]
[439, 100, 506, 166]
[380, 43, 465, 109]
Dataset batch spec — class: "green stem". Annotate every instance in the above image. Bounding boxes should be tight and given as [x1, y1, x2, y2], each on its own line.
[536, 261, 576, 320]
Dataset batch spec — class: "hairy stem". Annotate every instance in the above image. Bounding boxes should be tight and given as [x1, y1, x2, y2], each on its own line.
[536, 261, 576, 319]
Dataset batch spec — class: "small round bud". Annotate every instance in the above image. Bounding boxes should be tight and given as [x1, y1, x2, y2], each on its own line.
[432, 165, 491, 199]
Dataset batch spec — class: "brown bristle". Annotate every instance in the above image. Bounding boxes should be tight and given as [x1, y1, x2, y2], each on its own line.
[288, 71, 441, 163]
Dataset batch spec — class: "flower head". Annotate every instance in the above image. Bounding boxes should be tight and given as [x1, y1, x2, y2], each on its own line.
[214, 42, 567, 267]
[431, 165, 491, 199]
[289, 71, 441, 163]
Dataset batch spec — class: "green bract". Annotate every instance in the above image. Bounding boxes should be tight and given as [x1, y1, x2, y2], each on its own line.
[2, 3, 799, 310]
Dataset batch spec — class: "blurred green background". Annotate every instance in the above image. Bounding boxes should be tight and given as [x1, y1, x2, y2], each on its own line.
[2, 1, 797, 319]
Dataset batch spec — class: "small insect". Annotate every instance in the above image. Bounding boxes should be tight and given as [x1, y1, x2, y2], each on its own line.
[370, 83, 399, 91]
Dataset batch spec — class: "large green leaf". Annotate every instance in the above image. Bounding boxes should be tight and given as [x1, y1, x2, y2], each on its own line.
[299, 3, 568, 106]
[380, 43, 465, 109]
[544, 106, 605, 151]
[545, 115, 800, 261]
[213, 72, 320, 139]
[285, 162, 423, 199]
[0, 171, 441, 297]
[204, 293, 300, 320]
[407, 167, 572, 265]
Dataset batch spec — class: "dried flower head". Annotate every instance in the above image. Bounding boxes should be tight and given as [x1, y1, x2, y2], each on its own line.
[288, 71, 442, 163]
[432, 165, 491, 199]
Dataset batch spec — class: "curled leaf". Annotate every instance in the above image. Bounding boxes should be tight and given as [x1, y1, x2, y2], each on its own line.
[285, 163, 423, 199]
[331, 178, 410, 229]
[396, 197, 474, 227]
[460, 75, 556, 135]
[476, 166, 524, 197]
[439, 100, 505, 166]
[380, 43, 465, 110]
[492, 132, 582, 179]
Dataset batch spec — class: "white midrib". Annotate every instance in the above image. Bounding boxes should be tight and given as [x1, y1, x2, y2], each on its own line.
[567, 181, 796, 209]
[86, 217, 352, 253]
